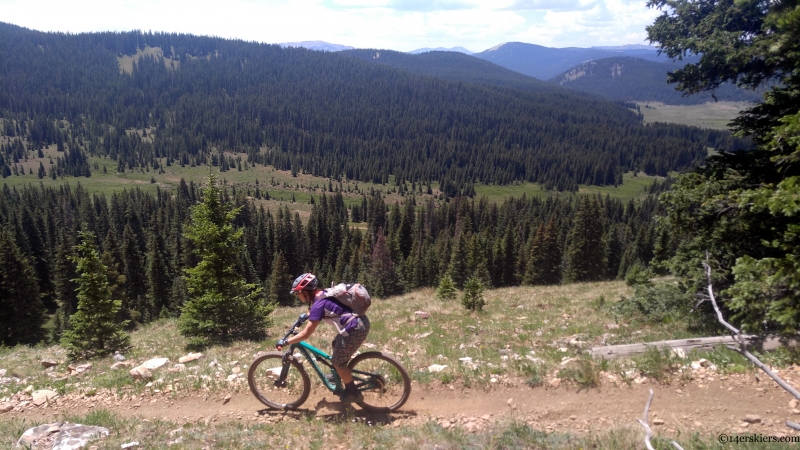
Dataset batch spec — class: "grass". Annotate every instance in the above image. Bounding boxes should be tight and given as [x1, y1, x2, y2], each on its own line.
[0, 281, 712, 401]
[636, 101, 753, 130]
[2, 408, 794, 449]
[4, 282, 800, 448]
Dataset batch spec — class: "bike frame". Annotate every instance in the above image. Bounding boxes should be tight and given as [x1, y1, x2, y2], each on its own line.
[284, 341, 377, 395]
[275, 313, 379, 395]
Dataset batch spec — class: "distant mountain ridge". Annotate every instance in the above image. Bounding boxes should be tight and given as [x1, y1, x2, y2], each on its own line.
[279, 41, 354, 52]
[340, 48, 556, 93]
[472, 42, 679, 80]
[408, 46, 474, 55]
[549, 56, 762, 105]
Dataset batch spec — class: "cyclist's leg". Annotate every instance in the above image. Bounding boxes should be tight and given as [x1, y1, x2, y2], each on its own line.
[332, 317, 370, 385]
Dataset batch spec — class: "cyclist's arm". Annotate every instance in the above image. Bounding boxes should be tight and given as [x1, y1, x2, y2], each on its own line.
[286, 320, 319, 345]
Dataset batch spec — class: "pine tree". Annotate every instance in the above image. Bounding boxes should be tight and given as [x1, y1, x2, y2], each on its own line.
[266, 252, 293, 306]
[461, 277, 485, 312]
[179, 170, 273, 346]
[61, 232, 130, 359]
[52, 230, 79, 341]
[0, 228, 46, 346]
[524, 218, 562, 285]
[564, 197, 607, 283]
[435, 274, 457, 301]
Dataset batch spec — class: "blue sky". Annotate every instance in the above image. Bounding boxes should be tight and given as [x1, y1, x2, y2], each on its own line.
[0, 0, 661, 52]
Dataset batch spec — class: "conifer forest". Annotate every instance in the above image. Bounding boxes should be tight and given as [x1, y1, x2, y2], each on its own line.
[2, 14, 787, 348]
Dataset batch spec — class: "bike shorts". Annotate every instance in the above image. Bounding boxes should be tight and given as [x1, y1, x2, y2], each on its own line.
[331, 316, 370, 367]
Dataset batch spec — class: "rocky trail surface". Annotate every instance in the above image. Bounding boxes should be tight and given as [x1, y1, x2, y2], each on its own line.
[6, 365, 800, 442]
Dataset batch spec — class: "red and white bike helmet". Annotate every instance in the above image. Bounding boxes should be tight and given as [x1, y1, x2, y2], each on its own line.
[290, 273, 319, 294]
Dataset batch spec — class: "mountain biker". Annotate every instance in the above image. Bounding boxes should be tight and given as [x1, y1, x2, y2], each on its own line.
[277, 272, 370, 403]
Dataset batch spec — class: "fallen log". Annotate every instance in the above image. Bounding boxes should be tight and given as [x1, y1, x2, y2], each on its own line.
[590, 335, 789, 360]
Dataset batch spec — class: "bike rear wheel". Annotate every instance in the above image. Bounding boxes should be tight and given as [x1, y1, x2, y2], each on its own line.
[348, 351, 411, 412]
[248, 351, 311, 410]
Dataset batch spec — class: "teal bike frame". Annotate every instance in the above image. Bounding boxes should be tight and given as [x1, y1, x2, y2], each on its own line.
[280, 316, 379, 396]
[289, 341, 345, 394]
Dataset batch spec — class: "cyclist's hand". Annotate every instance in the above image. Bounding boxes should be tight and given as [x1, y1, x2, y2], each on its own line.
[276, 339, 288, 350]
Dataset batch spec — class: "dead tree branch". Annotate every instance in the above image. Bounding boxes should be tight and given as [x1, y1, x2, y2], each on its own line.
[636, 389, 685, 450]
[702, 252, 800, 430]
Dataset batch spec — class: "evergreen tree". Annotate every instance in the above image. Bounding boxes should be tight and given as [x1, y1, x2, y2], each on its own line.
[461, 277, 485, 312]
[266, 252, 293, 306]
[52, 230, 79, 341]
[524, 218, 562, 285]
[122, 224, 149, 320]
[368, 228, 395, 297]
[146, 231, 172, 317]
[0, 228, 46, 346]
[61, 232, 130, 359]
[564, 197, 607, 283]
[435, 274, 457, 301]
[179, 171, 273, 346]
[447, 231, 470, 288]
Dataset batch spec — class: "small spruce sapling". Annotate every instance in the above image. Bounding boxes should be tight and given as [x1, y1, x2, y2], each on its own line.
[461, 276, 485, 311]
[436, 274, 457, 301]
[61, 231, 130, 359]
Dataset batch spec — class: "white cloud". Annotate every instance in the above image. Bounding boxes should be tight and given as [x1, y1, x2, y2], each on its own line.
[0, 0, 662, 51]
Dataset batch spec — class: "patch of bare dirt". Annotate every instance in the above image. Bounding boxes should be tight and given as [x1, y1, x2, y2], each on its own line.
[8, 369, 800, 439]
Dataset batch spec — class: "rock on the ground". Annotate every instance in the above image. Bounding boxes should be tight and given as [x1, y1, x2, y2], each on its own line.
[141, 358, 169, 370]
[110, 361, 133, 370]
[549, 378, 561, 388]
[427, 364, 447, 373]
[129, 366, 152, 380]
[415, 311, 431, 319]
[120, 441, 140, 449]
[178, 352, 204, 363]
[32, 390, 59, 406]
[69, 363, 92, 375]
[113, 352, 126, 362]
[743, 415, 762, 424]
[41, 360, 59, 368]
[17, 422, 109, 450]
[0, 403, 14, 413]
[791, 399, 799, 409]
[653, 418, 665, 425]
[222, 394, 232, 405]
[0, 369, 6, 377]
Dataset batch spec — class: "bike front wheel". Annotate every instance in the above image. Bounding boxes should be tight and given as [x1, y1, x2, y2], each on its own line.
[248, 351, 311, 410]
[348, 351, 411, 412]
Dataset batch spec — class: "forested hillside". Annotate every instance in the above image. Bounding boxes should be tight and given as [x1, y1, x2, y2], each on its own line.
[0, 179, 664, 345]
[550, 57, 762, 105]
[0, 23, 746, 193]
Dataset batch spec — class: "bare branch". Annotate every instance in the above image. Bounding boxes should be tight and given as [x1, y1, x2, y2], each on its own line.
[702, 251, 800, 410]
[636, 389, 684, 450]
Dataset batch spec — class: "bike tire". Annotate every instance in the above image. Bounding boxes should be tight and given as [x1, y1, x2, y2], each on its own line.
[348, 351, 411, 412]
[248, 351, 311, 410]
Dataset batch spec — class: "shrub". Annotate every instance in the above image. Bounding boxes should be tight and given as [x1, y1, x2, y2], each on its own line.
[461, 277, 485, 311]
[557, 357, 601, 389]
[634, 346, 677, 383]
[624, 263, 655, 287]
[436, 275, 457, 301]
[614, 282, 694, 324]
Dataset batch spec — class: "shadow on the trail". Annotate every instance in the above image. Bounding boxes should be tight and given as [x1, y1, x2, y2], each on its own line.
[254, 398, 417, 425]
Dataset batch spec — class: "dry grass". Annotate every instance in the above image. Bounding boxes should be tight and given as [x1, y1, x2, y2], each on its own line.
[1, 281, 712, 401]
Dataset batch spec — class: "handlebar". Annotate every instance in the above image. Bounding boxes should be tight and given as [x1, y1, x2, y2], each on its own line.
[276, 313, 309, 351]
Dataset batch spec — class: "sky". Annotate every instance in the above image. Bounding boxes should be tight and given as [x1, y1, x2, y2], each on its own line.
[0, 0, 662, 52]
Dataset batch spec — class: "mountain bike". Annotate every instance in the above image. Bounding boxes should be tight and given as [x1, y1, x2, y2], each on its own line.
[248, 313, 411, 412]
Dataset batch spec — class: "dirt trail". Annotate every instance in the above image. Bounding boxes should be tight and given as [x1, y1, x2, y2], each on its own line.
[15, 372, 800, 438]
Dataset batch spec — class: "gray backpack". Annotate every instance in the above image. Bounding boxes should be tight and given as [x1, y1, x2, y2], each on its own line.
[324, 283, 372, 316]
